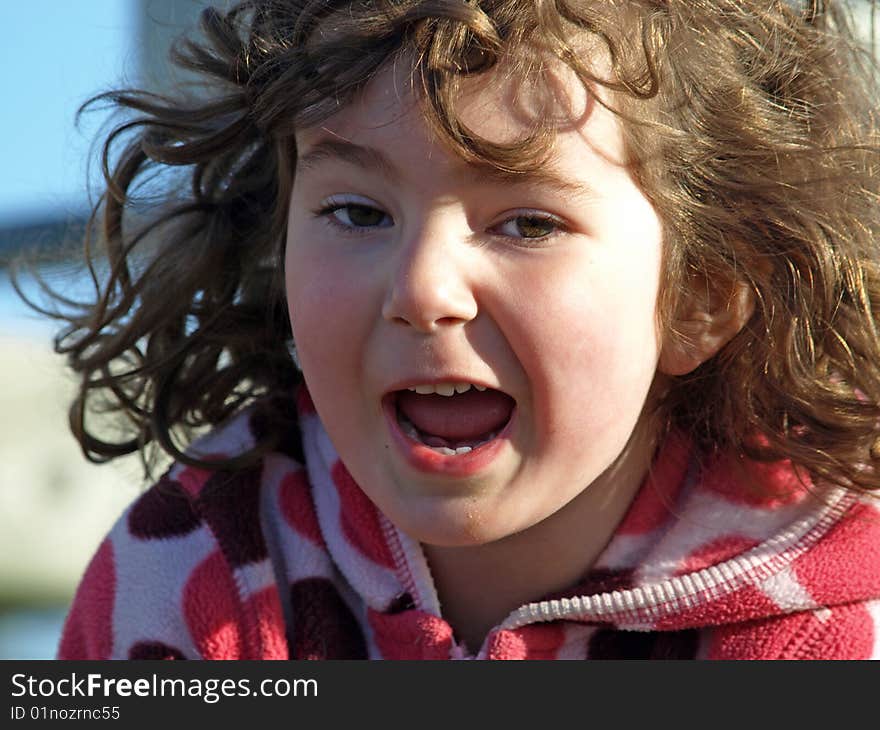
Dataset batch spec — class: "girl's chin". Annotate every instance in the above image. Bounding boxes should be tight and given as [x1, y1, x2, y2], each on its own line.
[374, 486, 541, 548]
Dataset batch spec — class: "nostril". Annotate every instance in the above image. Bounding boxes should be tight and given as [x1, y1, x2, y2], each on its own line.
[385, 312, 473, 332]
[435, 316, 468, 327]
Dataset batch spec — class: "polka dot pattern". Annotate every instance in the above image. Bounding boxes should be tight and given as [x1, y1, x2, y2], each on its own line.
[279, 469, 324, 547]
[128, 476, 201, 540]
[290, 577, 367, 659]
[196, 466, 268, 568]
[243, 586, 289, 660]
[128, 641, 187, 660]
[175, 463, 216, 499]
[332, 461, 395, 570]
[183, 551, 244, 659]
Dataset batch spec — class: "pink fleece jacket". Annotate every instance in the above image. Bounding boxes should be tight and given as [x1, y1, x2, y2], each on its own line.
[58, 391, 880, 660]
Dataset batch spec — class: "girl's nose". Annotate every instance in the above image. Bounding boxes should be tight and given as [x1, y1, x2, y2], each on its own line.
[381, 222, 478, 333]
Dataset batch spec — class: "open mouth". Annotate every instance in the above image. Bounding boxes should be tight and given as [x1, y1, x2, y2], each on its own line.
[384, 385, 516, 457]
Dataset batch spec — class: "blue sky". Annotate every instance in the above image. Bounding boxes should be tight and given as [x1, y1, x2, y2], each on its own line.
[0, 1, 138, 227]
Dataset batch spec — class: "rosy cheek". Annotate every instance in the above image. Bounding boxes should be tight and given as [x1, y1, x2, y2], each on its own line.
[286, 256, 369, 392]
[288, 241, 339, 313]
[287, 263, 332, 358]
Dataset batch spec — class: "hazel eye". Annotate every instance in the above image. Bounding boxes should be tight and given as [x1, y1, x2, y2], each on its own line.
[494, 214, 562, 240]
[316, 199, 392, 231]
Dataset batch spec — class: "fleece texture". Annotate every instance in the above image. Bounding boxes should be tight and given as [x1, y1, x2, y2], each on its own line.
[59, 390, 880, 660]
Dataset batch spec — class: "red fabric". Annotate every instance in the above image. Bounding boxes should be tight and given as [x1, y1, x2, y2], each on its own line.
[652, 584, 782, 632]
[709, 603, 875, 660]
[242, 586, 289, 660]
[332, 461, 396, 570]
[703, 453, 813, 508]
[183, 551, 244, 660]
[674, 535, 760, 577]
[790, 502, 880, 605]
[58, 539, 115, 661]
[486, 624, 567, 660]
[369, 609, 454, 660]
[279, 470, 325, 547]
[615, 432, 690, 536]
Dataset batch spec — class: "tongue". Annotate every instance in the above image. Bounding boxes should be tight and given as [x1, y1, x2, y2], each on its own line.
[397, 389, 514, 441]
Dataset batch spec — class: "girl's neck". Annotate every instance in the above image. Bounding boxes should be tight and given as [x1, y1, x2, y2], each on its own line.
[422, 413, 662, 655]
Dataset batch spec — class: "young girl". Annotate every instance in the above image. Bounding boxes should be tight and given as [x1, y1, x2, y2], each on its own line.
[54, 0, 880, 660]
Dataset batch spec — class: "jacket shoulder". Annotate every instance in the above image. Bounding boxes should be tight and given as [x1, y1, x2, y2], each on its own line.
[58, 472, 219, 659]
[58, 406, 293, 660]
[782, 601, 880, 659]
[703, 600, 880, 659]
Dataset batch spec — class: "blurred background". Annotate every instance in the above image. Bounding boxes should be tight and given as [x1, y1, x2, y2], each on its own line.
[0, 2, 878, 660]
[0, 0, 203, 659]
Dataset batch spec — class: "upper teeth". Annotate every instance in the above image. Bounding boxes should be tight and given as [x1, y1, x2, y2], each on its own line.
[407, 382, 487, 396]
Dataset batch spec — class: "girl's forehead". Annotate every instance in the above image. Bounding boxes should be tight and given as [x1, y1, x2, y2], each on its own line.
[294, 63, 636, 210]
[296, 53, 617, 164]
[457, 59, 595, 143]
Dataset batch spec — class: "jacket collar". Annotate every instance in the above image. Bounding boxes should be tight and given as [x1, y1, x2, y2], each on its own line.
[297, 389, 858, 639]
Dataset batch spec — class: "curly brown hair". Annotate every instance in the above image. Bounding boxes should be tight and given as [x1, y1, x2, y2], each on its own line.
[25, 0, 880, 493]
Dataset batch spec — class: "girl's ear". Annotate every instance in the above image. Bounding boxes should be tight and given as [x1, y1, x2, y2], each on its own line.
[658, 279, 755, 376]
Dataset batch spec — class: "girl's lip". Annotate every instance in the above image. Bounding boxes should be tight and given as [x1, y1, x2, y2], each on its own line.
[381, 393, 515, 478]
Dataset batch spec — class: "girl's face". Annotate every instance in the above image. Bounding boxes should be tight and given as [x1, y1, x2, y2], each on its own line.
[285, 60, 666, 547]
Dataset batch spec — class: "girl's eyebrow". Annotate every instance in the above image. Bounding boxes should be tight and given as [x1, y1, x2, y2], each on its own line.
[297, 137, 595, 200]
[298, 138, 399, 181]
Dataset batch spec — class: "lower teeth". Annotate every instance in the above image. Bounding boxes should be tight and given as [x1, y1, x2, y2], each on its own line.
[398, 412, 497, 455]
[434, 445, 472, 456]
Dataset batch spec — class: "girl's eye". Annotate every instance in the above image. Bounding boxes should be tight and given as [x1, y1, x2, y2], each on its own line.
[317, 201, 392, 230]
[494, 214, 563, 240]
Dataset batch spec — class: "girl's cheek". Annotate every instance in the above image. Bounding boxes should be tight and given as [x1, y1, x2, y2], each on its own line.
[286, 255, 368, 373]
